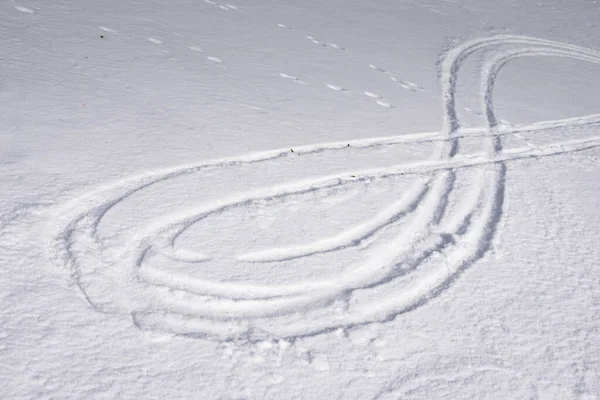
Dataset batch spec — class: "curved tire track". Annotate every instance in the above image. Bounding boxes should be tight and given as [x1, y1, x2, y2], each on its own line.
[48, 35, 600, 340]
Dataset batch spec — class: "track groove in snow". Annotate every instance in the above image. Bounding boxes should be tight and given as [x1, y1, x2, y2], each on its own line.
[48, 35, 600, 340]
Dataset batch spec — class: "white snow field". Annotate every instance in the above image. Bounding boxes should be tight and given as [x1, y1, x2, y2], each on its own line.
[2, 0, 600, 398]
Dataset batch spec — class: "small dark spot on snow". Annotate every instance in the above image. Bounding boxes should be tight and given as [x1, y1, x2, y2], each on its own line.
[100, 35, 104, 38]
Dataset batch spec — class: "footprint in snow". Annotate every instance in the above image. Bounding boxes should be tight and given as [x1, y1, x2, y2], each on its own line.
[99, 26, 117, 33]
[189, 46, 204, 52]
[370, 64, 425, 92]
[15, 6, 34, 13]
[207, 56, 223, 64]
[277, 23, 294, 30]
[364, 91, 381, 99]
[369, 64, 388, 74]
[404, 81, 424, 91]
[389, 77, 424, 92]
[326, 84, 347, 92]
[329, 43, 346, 51]
[376, 100, 394, 108]
[307, 36, 327, 47]
[148, 38, 163, 45]
[365, 92, 394, 108]
[306, 36, 345, 50]
[280, 73, 307, 84]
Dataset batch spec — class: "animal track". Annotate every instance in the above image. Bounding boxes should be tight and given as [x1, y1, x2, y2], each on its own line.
[376, 100, 394, 108]
[99, 26, 117, 33]
[326, 84, 347, 92]
[370, 64, 424, 92]
[369, 65, 387, 73]
[280, 73, 307, 84]
[49, 35, 600, 341]
[204, 0, 239, 11]
[392, 77, 423, 91]
[14, 5, 34, 13]
[364, 92, 394, 108]
[364, 92, 381, 98]
[306, 36, 346, 51]
[207, 56, 223, 64]
[306, 36, 326, 47]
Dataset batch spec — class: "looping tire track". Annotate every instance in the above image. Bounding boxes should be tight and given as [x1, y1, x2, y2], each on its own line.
[48, 35, 600, 340]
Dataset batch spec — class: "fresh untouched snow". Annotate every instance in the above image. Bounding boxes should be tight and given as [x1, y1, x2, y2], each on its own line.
[1, 0, 600, 398]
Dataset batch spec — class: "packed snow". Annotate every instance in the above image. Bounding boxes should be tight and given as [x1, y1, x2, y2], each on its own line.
[1, 0, 600, 398]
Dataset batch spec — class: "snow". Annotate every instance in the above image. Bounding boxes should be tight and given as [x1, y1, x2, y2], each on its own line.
[1, 0, 600, 398]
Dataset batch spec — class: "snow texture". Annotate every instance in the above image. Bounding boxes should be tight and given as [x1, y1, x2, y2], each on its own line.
[1, 0, 600, 398]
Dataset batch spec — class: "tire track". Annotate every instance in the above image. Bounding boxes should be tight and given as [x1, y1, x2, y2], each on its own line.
[48, 35, 600, 340]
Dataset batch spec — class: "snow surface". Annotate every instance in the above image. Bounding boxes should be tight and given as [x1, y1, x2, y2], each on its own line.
[2, 0, 600, 398]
